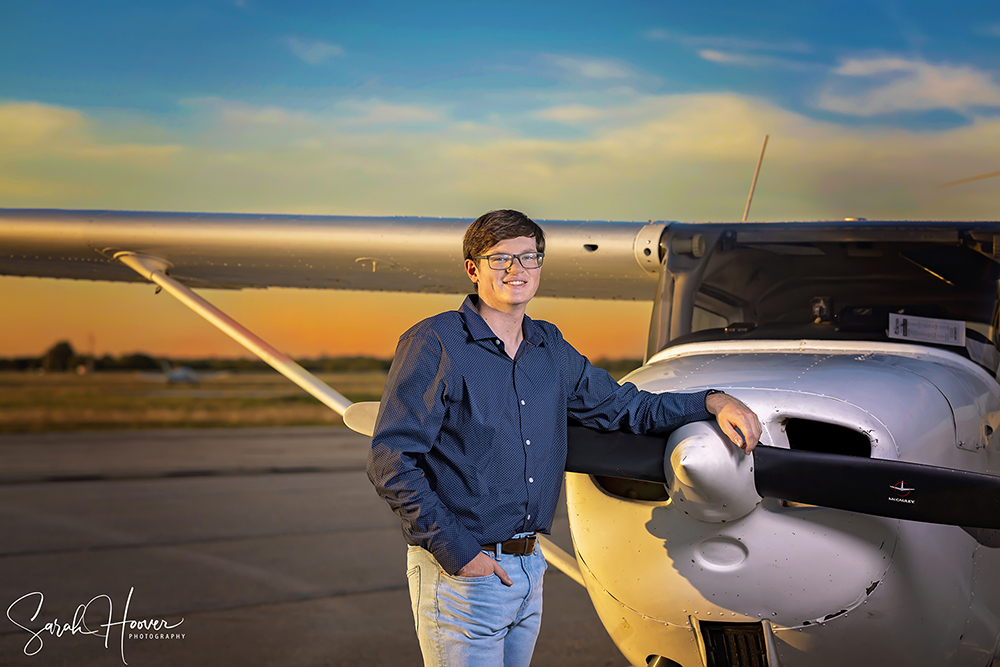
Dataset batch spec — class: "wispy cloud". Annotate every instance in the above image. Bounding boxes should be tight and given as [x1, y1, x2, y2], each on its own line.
[206, 98, 444, 132]
[543, 55, 634, 80]
[534, 104, 610, 124]
[643, 28, 810, 54]
[645, 28, 813, 73]
[0, 103, 179, 164]
[0, 103, 180, 200]
[533, 95, 695, 128]
[817, 56, 1000, 116]
[698, 50, 818, 72]
[286, 37, 344, 65]
[334, 99, 443, 125]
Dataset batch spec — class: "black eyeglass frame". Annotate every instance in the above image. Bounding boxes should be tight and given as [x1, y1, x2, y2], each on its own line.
[470, 252, 545, 270]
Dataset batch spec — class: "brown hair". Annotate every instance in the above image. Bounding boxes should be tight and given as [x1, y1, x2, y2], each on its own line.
[463, 209, 546, 260]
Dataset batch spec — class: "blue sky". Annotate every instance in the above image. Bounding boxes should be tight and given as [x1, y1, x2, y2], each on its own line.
[3, 1, 1000, 357]
[4, 1, 1000, 131]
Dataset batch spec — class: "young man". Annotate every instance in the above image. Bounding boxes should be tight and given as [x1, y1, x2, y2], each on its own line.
[367, 209, 761, 667]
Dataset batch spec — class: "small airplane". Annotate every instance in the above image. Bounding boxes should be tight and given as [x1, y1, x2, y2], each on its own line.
[140, 361, 229, 384]
[2, 207, 1000, 667]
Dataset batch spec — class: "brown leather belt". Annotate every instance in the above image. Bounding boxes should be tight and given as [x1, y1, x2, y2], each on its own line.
[483, 535, 536, 556]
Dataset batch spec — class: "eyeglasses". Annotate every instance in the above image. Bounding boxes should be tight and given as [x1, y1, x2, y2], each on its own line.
[471, 252, 545, 270]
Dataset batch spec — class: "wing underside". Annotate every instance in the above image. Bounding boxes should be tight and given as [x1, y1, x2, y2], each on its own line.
[0, 209, 662, 300]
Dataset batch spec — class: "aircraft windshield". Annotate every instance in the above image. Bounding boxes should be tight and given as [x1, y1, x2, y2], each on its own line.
[660, 222, 1000, 373]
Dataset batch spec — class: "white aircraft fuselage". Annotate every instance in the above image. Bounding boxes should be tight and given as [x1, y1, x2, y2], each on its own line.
[569, 340, 1000, 666]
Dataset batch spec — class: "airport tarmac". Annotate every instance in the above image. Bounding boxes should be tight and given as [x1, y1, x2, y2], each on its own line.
[0, 427, 630, 666]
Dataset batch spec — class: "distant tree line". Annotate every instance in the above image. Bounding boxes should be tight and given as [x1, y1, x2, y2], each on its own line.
[0, 341, 394, 373]
[0, 341, 640, 377]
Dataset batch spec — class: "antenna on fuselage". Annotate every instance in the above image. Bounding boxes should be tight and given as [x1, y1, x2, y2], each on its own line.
[742, 134, 769, 222]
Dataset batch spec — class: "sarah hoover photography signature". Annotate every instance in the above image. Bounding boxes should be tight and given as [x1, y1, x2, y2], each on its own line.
[6, 587, 184, 665]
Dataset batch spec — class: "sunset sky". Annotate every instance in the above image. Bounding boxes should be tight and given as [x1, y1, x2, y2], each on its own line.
[3, 1, 1000, 360]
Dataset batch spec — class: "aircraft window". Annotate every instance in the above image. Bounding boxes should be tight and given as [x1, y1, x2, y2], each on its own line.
[692, 307, 727, 333]
[967, 321, 994, 340]
[965, 327, 1000, 374]
[593, 476, 669, 502]
[784, 419, 871, 457]
[667, 229, 1000, 358]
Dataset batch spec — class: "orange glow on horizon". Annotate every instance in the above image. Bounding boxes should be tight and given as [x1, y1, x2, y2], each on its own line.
[1, 276, 651, 361]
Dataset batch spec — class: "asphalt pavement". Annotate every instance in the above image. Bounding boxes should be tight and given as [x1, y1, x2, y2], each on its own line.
[0, 427, 630, 667]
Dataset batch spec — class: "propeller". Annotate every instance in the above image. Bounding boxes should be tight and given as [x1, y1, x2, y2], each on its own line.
[566, 421, 1000, 529]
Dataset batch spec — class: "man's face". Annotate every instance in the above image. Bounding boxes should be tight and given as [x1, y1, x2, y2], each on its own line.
[464, 236, 541, 313]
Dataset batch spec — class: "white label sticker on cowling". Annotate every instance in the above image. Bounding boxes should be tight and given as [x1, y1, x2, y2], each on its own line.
[887, 313, 966, 347]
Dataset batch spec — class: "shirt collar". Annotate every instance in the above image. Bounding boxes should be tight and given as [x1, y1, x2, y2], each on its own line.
[460, 295, 545, 348]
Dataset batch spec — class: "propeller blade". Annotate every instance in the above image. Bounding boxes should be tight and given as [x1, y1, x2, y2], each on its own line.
[753, 445, 1000, 529]
[565, 424, 1000, 529]
[565, 423, 667, 483]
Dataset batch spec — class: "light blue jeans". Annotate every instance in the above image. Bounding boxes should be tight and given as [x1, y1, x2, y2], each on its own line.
[406, 544, 546, 667]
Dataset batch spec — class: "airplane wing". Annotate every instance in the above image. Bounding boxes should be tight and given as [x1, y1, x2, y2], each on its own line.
[0, 209, 663, 299]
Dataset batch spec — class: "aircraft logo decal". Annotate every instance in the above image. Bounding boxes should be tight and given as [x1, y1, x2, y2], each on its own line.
[889, 480, 916, 504]
[890, 480, 914, 496]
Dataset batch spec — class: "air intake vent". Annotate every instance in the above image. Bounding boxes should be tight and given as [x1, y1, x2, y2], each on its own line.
[593, 476, 669, 501]
[701, 622, 767, 667]
[785, 418, 870, 457]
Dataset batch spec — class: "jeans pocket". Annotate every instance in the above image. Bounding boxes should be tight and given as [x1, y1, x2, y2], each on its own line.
[442, 570, 495, 584]
[406, 565, 421, 632]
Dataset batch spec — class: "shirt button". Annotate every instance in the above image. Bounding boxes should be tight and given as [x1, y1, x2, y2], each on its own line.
[495, 339, 501, 345]
[527, 514, 531, 520]
[520, 400, 525, 405]
[528, 477, 534, 483]
[525, 439, 530, 445]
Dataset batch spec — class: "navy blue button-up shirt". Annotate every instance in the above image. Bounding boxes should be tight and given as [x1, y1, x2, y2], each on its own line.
[367, 295, 712, 574]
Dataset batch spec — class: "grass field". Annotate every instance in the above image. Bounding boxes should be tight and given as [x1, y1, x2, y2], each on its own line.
[0, 371, 388, 433]
[0, 361, 642, 433]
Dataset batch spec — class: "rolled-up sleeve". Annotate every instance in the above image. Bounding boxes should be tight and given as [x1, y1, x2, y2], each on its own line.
[366, 325, 483, 575]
